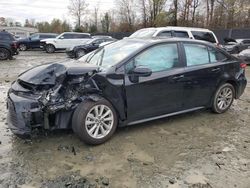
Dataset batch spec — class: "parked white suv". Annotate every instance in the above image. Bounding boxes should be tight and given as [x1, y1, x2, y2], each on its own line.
[129, 26, 219, 45]
[40, 32, 91, 53]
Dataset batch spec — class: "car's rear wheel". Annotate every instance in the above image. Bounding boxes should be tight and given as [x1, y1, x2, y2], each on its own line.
[19, 44, 27, 51]
[76, 49, 86, 58]
[212, 83, 235, 113]
[72, 98, 117, 145]
[45, 44, 55, 53]
[0, 48, 10, 60]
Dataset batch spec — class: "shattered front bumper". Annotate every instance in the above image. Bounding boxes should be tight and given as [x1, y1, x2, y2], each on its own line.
[7, 92, 43, 136]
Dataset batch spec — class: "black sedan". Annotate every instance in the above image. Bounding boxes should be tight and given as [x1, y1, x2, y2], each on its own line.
[18, 33, 58, 51]
[66, 37, 116, 58]
[7, 38, 247, 144]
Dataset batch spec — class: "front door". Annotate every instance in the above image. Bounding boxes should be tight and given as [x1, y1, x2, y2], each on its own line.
[124, 43, 185, 122]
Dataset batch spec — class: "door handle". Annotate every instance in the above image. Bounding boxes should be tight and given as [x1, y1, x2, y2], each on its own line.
[172, 75, 184, 80]
[211, 67, 221, 72]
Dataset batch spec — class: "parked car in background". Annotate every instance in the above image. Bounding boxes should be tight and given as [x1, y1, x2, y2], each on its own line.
[0, 31, 19, 60]
[129, 26, 219, 45]
[18, 33, 58, 51]
[66, 36, 116, 58]
[40, 32, 91, 53]
[238, 49, 250, 64]
[7, 38, 247, 144]
[223, 38, 250, 54]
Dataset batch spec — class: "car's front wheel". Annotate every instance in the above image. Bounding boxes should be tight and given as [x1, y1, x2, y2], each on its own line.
[72, 98, 118, 145]
[212, 83, 235, 113]
[45, 44, 55, 53]
[0, 48, 10, 60]
[75, 49, 86, 58]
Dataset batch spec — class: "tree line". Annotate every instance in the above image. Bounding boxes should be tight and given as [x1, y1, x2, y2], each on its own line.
[68, 0, 250, 33]
[1, 0, 250, 34]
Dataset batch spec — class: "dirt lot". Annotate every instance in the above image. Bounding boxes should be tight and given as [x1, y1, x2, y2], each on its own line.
[0, 51, 250, 188]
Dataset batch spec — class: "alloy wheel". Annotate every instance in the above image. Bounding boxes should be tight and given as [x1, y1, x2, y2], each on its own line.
[216, 87, 233, 110]
[0, 49, 8, 60]
[85, 104, 114, 139]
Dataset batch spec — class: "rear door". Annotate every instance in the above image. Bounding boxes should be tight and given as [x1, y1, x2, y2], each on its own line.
[181, 42, 230, 109]
[124, 42, 185, 122]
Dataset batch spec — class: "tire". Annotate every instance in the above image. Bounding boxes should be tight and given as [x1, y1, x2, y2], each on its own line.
[72, 98, 118, 145]
[212, 83, 235, 114]
[0, 48, 10, 60]
[19, 44, 27, 51]
[75, 49, 86, 58]
[45, 44, 55, 53]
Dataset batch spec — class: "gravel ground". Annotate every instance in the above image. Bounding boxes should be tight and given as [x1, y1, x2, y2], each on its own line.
[0, 51, 250, 188]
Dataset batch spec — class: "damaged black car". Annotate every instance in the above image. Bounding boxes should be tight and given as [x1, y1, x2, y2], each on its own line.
[7, 38, 247, 145]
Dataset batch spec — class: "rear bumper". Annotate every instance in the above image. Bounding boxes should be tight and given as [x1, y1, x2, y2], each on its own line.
[235, 74, 247, 99]
[7, 92, 43, 136]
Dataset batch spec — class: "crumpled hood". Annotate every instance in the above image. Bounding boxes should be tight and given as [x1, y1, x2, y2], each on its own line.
[18, 60, 99, 85]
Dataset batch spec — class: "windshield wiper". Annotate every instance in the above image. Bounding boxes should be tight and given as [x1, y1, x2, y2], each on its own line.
[98, 48, 105, 66]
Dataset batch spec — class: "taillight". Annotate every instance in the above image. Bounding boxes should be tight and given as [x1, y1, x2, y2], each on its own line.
[240, 63, 247, 69]
[11, 41, 18, 49]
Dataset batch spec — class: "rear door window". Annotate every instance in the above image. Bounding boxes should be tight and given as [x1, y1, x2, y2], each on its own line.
[75, 34, 91, 39]
[61, 34, 73, 39]
[157, 31, 172, 37]
[174, 31, 189, 38]
[184, 43, 210, 66]
[191, 31, 216, 43]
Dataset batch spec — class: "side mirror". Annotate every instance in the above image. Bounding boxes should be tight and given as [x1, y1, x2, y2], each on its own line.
[59, 36, 64, 39]
[131, 66, 152, 77]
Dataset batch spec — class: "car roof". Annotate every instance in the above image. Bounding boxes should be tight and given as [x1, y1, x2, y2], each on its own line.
[123, 37, 216, 47]
[61, 32, 90, 35]
[138, 26, 213, 32]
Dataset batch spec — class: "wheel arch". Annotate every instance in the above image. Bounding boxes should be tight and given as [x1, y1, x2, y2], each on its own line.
[84, 94, 123, 123]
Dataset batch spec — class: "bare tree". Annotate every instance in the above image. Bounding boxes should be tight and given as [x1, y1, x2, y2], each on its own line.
[141, 0, 148, 27]
[117, 0, 136, 30]
[68, 0, 87, 27]
[173, 0, 178, 26]
[191, 0, 199, 25]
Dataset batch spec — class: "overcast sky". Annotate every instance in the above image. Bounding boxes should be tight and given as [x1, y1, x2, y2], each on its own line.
[0, 0, 115, 24]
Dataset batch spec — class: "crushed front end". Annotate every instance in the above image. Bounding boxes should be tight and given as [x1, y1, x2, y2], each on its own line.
[7, 62, 100, 136]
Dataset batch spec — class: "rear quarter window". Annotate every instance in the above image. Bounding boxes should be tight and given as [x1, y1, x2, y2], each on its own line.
[209, 47, 229, 62]
[191, 31, 216, 43]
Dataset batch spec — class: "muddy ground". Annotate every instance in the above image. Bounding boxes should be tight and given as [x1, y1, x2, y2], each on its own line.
[0, 51, 250, 188]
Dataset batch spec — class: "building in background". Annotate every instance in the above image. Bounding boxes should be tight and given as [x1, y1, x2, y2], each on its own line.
[0, 26, 38, 39]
